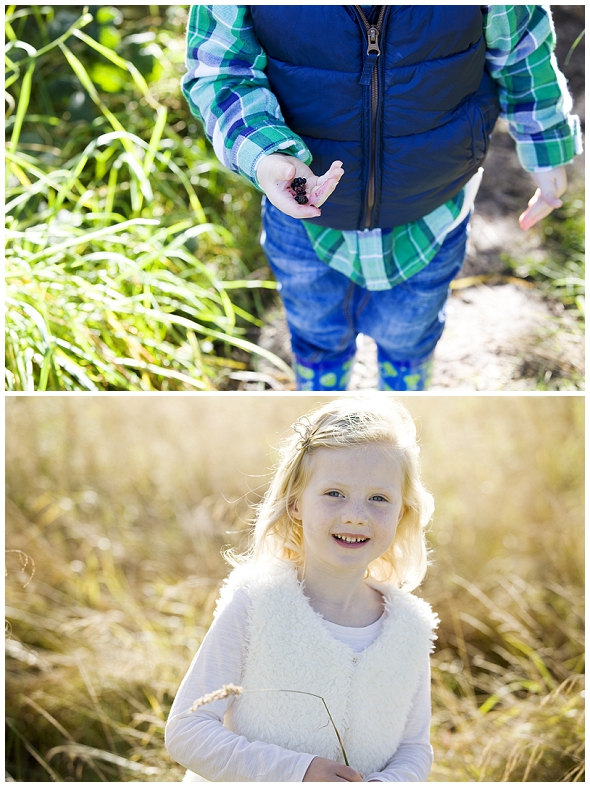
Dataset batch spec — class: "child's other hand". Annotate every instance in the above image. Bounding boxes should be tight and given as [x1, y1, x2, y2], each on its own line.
[519, 166, 567, 231]
[256, 153, 344, 220]
[303, 756, 363, 781]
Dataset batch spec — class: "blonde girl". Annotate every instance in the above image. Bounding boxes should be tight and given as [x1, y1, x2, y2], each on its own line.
[166, 396, 438, 782]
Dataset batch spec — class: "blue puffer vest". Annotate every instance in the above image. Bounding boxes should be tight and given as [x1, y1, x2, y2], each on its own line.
[250, 5, 500, 231]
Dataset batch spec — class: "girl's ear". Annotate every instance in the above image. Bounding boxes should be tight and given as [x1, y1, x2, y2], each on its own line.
[291, 498, 301, 519]
[397, 504, 406, 524]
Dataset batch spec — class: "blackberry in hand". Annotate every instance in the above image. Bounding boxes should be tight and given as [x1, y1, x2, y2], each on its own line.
[291, 177, 306, 189]
[295, 193, 308, 204]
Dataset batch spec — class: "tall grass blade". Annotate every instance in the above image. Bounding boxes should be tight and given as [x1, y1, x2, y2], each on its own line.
[564, 29, 585, 66]
[8, 59, 36, 153]
[58, 42, 133, 152]
[25, 219, 160, 264]
[6, 719, 61, 781]
[46, 744, 160, 776]
[72, 27, 154, 103]
[144, 106, 168, 177]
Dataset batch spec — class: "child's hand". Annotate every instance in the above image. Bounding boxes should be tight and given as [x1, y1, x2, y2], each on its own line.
[303, 756, 363, 782]
[256, 153, 344, 220]
[519, 166, 567, 231]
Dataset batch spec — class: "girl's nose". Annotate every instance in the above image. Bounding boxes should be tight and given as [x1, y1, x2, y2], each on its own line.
[342, 501, 368, 525]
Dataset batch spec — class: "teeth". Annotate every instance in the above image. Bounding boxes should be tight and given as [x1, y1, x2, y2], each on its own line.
[334, 534, 368, 543]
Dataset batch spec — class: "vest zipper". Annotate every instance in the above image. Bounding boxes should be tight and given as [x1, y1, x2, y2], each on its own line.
[356, 5, 387, 229]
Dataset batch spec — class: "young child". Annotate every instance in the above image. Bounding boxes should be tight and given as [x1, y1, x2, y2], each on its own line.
[166, 397, 438, 781]
[181, 6, 582, 391]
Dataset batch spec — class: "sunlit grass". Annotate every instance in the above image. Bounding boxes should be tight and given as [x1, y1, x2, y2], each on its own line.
[5, 6, 286, 391]
[5, 395, 584, 781]
[500, 189, 585, 391]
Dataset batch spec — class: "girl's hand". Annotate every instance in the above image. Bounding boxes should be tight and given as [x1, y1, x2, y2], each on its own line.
[519, 166, 567, 231]
[256, 153, 344, 220]
[303, 756, 363, 782]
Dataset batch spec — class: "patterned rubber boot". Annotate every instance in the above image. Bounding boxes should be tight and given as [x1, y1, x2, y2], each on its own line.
[294, 355, 355, 391]
[377, 352, 433, 392]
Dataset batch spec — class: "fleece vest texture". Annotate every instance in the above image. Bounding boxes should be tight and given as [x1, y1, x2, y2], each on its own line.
[215, 563, 438, 777]
[250, 5, 500, 231]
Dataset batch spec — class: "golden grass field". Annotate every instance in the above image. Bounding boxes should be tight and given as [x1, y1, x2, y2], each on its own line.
[5, 394, 584, 781]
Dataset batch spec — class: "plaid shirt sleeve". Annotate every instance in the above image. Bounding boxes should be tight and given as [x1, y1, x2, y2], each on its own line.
[484, 5, 583, 171]
[181, 5, 582, 191]
[181, 5, 311, 190]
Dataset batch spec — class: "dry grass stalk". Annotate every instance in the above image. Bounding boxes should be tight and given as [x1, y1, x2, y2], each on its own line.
[189, 684, 244, 712]
[5, 549, 36, 588]
[190, 685, 349, 765]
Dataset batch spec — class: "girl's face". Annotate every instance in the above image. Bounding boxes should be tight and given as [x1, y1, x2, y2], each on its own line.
[292, 444, 404, 578]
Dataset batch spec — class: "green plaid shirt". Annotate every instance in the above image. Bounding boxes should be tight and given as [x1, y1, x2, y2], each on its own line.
[182, 5, 582, 291]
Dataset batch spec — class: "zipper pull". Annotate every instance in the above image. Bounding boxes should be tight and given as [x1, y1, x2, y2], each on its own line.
[366, 26, 380, 56]
[360, 24, 380, 85]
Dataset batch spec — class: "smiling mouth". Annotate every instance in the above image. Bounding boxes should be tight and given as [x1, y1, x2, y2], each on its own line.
[333, 534, 370, 544]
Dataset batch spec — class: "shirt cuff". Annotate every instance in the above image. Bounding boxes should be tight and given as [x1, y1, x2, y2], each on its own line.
[292, 752, 317, 782]
[514, 114, 583, 172]
[232, 126, 312, 190]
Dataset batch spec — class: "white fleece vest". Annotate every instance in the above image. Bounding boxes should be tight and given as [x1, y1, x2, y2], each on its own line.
[217, 562, 438, 777]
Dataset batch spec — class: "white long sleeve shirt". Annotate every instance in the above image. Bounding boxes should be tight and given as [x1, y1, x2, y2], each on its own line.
[166, 588, 433, 782]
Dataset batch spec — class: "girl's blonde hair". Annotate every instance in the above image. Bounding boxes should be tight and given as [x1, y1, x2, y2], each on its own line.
[230, 396, 433, 590]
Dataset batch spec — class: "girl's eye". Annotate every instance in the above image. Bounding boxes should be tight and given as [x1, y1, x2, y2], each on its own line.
[370, 495, 388, 502]
[326, 490, 343, 498]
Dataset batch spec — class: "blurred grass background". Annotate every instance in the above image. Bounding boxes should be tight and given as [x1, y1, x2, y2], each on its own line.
[5, 5, 585, 391]
[5, 394, 584, 781]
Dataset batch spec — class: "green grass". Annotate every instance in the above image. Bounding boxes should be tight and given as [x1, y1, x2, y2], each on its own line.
[499, 189, 585, 391]
[5, 395, 585, 781]
[502, 193, 585, 317]
[5, 5, 287, 391]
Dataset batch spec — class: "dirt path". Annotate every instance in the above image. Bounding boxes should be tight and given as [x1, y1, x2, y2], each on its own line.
[348, 282, 583, 391]
[253, 7, 585, 392]
[259, 276, 583, 392]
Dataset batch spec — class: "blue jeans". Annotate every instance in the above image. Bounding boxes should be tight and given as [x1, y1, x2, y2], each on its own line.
[261, 200, 469, 389]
